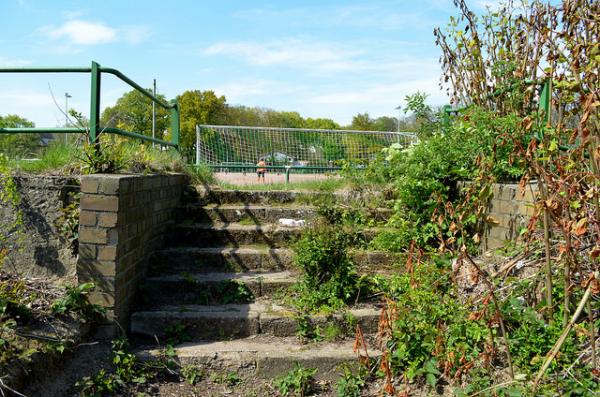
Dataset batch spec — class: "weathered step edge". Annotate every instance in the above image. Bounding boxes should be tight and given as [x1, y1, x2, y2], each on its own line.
[142, 271, 296, 305]
[137, 337, 381, 381]
[192, 188, 390, 207]
[150, 247, 402, 274]
[130, 305, 380, 340]
[178, 204, 318, 224]
[166, 223, 380, 248]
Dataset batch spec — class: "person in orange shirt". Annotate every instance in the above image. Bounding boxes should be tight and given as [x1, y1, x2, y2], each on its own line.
[256, 159, 266, 182]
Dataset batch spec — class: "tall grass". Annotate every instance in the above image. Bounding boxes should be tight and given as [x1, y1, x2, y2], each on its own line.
[9, 143, 79, 173]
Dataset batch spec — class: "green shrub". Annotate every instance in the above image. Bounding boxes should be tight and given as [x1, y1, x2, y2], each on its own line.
[334, 364, 365, 397]
[51, 282, 105, 321]
[293, 223, 358, 313]
[274, 363, 317, 397]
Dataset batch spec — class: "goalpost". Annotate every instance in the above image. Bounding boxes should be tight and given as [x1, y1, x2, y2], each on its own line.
[195, 125, 418, 173]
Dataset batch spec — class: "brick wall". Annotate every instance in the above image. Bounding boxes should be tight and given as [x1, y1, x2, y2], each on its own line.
[77, 173, 187, 334]
[483, 183, 537, 250]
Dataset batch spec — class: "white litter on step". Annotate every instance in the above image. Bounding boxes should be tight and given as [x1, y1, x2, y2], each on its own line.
[279, 218, 305, 227]
[515, 260, 525, 270]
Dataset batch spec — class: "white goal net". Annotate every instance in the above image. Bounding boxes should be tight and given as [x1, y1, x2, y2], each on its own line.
[195, 125, 418, 170]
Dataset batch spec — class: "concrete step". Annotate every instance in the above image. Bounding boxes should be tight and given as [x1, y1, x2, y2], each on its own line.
[178, 203, 318, 224]
[130, 303, 381, 341]
[141, 271, 296, 305]
[137, 336, 381, 381]
[149, 246, 294, 274]
[166, 223, 379, 248]
[198, 189, 332, 205]
[149, 246, 402, 274]
[166, 223, 304, 248]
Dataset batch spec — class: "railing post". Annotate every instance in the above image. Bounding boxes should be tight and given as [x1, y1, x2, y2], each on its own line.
[170, 100, 180, 151]
[89, 61, 101, 145]
[285, 166, 291, 184]
[539, 78, 552, 125]
[195, 125, 200, 166]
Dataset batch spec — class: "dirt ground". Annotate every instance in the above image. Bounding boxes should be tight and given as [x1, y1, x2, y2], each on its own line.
[215, 172, 338, 186]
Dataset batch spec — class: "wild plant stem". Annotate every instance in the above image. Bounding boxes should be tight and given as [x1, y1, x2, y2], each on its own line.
[532, 272, 597, 391]
[463, 253, 514, 380]
[589, 300, 597, 369]
[538, 181, 554, 320]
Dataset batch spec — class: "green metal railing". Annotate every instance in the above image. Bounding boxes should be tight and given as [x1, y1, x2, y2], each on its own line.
[441, 78, 575, 149]
[0, 61, 179, 149]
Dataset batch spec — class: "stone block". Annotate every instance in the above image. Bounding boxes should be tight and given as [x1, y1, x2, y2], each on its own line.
[79, 226, 108, 244]
[98, 245, 117, 261]
[98, 177, 121, 195]
[81, 195, 119, 212]
[78, 259, 116, 277]
[80, 211, 97, 226]
[78, 243, 97, 260]
[98, 212, 118, 228]
[80, 177, 98, 194]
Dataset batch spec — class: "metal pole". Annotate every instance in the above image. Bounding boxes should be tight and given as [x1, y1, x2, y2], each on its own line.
[89, 61, 101, 145]
[196, 125, 200, 166]
[64, 92, 71, 144]
[395, 105, 402, 143]
[152, 78, 156, 148]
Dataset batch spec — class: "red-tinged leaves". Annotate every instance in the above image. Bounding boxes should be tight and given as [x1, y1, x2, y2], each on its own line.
[572, 218, 588, 236]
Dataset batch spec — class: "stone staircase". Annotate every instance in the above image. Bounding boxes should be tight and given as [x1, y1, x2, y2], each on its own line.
[130, 188, 395, 380]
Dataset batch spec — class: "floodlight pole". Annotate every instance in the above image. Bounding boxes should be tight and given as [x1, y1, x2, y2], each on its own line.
[64, 92, 71, 144]
[152, 78, 156, 148]
[395, 105, 402, 143]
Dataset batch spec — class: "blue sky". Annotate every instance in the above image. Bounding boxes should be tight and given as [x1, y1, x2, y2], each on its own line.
[0, 0, 493, 127]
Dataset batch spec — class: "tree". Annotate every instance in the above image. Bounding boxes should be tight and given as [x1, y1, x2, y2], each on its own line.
[0, 114, 39, 157]
[304, 117, 340, 130]
[101, 89, 170, 139]
[373, 116, 397, 132]
[177, 90, 227, 150]
[349, 113, 375, 130]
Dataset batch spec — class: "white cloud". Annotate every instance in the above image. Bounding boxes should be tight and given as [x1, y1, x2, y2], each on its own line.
[46, 20, 117, 45]
[234, 5, 432, 32]
[37, 19, 151, 51]
[204, 39, 360, 71]
[0, 56, 30, 67]
[121, 25, 152, 44]
[205, 37, 440, 78]
[211, 80, 303, 103]
[62, 10, 85, 20]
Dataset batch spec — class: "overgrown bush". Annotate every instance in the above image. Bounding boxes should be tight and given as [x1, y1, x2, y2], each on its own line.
[292, 222, 359, 313]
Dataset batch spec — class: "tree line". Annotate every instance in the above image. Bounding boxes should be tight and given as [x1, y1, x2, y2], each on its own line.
[100, 89, 418, 151]
[1, 89, 420, 156]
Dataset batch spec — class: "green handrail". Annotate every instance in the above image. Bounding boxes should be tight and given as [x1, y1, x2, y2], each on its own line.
[442, 78, 575, 149]
[0, 61, 180, 150]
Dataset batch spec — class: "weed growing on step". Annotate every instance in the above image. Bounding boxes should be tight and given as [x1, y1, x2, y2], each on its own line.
[181, 363, 204, 385]
[209, 370, 242, 386]
[77, 338, 180, 397]
[164, 322, 192, 345]
[216, 280, 254, 304]
[334, 364, 366, 397]
[292, 222, 359, 314]
[51, 282, 105, 322]
[274, 363, 317, 397]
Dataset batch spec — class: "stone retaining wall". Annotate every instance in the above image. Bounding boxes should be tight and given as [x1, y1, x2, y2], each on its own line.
[0, 175, 80, 280]
[482, 183, 537, 250]
[77, 173, 187, 335]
